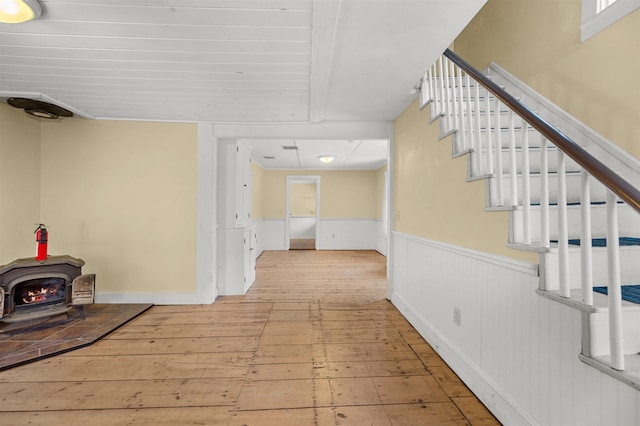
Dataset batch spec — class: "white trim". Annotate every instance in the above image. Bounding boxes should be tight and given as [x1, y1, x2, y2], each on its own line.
[96, 292, 203, 305]
[391, 231, 539, 276]
[286, 175, 321, 250]
[194, 123, 217, 304]
[211, 122, 393, 140]
[581, 0, 640, 41]
[386, 128, 394, 299]
[309, 0, 340, 123]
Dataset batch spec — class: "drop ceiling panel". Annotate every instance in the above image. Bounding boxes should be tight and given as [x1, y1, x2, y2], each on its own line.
[245, 138, 387, 170]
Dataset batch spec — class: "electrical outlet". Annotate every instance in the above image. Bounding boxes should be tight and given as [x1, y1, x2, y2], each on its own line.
[453, 307, 461, 326]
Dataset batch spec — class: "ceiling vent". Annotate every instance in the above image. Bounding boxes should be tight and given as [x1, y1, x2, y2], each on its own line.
[281, 145, 298, 150]
[6, 98, 73, 120]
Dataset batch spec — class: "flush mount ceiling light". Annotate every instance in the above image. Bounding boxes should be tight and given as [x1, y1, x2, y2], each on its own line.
[0, 0, 42, 24]
[317, 155, 335, 164]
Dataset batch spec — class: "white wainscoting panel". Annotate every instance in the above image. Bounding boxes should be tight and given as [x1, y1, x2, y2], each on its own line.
[257, 218, 287, 251]
[256, 218, 380, 251]
[318, 218, 377, 250]
[375, 218, 387, 256]
[290, 216, 316, 239]
[391, 232, 640, 426]
[253, 219, 265, 257]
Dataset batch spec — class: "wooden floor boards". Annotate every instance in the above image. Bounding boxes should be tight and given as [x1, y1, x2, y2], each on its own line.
[0, 250, 500, 425]
[0, 303, 152, 370]
[289, 239, 316, 250]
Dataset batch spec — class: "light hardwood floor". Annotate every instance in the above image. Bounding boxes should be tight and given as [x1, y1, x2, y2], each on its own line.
[0, 250, 500, 425]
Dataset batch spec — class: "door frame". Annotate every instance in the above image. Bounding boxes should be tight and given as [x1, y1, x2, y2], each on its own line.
[285, 175, 321, 250]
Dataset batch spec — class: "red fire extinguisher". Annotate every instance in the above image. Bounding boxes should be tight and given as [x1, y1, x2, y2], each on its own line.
[35, 224, 48, 261]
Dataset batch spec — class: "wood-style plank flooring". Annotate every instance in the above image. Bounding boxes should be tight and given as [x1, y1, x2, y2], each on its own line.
[0, 250, 500, 425]
[289, 239, 316, 250]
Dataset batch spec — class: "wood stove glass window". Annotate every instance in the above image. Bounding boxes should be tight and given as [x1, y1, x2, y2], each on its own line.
[14, 277, 66, 310]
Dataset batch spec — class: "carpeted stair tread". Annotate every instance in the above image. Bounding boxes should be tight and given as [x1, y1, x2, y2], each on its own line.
[550, 237, 640, 247]
[593, 285, 640, 304]
[569, 237, 640, 247]
[531, 201, 623, 207]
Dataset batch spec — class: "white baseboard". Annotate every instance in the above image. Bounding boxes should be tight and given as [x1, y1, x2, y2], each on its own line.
[96, 291, 214, 305]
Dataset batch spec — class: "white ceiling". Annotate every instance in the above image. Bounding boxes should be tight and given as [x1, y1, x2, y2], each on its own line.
[245, 138, 387, 170]
[0, 0, 486, 168]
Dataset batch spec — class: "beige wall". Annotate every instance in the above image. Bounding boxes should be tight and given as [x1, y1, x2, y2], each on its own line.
[290, 183, 316, 216]
[0, 104, 42, 262]
[394, 98, 536, 262]
[456, 0, 640, 159]
[251, 161, 265, 220]
[40, 119, 198, 294]
[256, 169, 379, 219]
[374, 164, 387, 220]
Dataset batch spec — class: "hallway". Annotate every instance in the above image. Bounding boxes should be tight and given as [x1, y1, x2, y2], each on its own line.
[0, 250, 499, 425]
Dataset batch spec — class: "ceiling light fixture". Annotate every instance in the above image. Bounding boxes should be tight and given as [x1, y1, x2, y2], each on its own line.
[0, 0, 42, 24]
[6, 98, 74, 119]
[317, 155, 335, 164]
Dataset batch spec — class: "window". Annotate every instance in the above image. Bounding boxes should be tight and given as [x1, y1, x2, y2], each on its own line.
[581, 0, 640, 41]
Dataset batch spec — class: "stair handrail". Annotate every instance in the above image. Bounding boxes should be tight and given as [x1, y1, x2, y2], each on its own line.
[443, 48, 640, 214]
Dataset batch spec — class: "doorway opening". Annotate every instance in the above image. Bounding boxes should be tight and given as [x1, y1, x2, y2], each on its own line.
[286, 175, 320, 250]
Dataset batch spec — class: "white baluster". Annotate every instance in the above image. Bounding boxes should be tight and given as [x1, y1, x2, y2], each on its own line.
[606, 190, 624, 371]
[450, 60, 458, 134]
[474, 83, 483, 175]
[443, 56, 451, 132]
[557, 151, 570, 298]
[540, 135, 550, 247]
[438, 57, 446, 122]
[494, 99, 504, 206]
[420, 75, 429, 108]
[581, 171, 593, 306]
[522, 118, 531, 245]
[508, 110, 518, 206]
[427, 66, 435, 106]
[457, 68, 467, 152]
[486, 89, 494, 176]
[465, 75, 474, 158]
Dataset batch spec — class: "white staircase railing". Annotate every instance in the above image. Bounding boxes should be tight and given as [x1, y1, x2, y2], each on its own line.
[420, 49, 640, 372]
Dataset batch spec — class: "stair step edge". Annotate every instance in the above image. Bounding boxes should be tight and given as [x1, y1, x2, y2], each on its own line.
[506, 242, 549, 253]
[465, 173, 492, 182]
[439, 128, 456, 140]
[451, 148, 472, 159]
[536, 289, 640, 313]
[579, 354, 640, 392]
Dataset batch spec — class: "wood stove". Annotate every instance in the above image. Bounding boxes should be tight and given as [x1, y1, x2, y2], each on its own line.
[0, 255, 95, 324]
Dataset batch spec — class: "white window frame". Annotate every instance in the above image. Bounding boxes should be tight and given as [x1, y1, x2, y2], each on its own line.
[581, 0, 640, 41]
